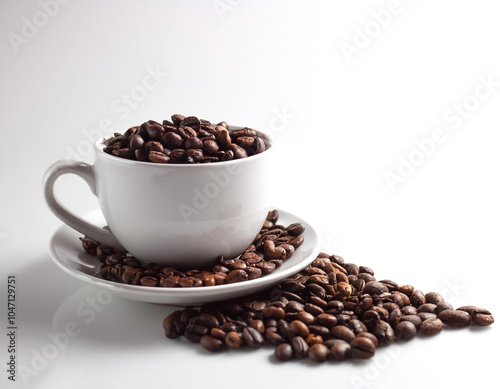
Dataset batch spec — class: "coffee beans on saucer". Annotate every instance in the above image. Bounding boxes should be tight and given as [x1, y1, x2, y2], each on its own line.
[102, 114, 270, 164]
[162, 253, 494, 362]
[79, 210, 304, 287]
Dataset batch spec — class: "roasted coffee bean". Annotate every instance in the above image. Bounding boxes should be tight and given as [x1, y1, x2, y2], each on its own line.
[329, 340, 351, 361]
[364, 281, 389, 295]
[96, 245, 116, 262]
[200, 335, 224, 352]
[163, 310, 185, 339]
[291, 336, 309, 358]
[401, 306, 418, 316]
[210, 328, 226, 340]
[184, 324, 208, 343]
[420, 318, 443, 336]
[471, 308, 494, 326]
[316, 313, 338, 328]
[308, 343, 330, 363]
[356, 332, 379, 348]
[331, 325, 355, 343]
[350, 336, 376, 359]
[457, 306, 494, 326]
[417, 312, 437, 321]
[225, 269, 248, 284]
[371, 321, 394, 346]
[435, 301, 454, 314]
[225, 331, 243, 349]
[425, 292, 444, 305]
[274, 343, 294, 361]
[438, 310, 471, 328]
[262, 305, 286, 320]
[410, 290, 426, 307]
[149, 151, 170, 163]
[242, 327, 264, 348]
[417, 303, 437, 314]
[288, 320, 310, 338]
[395, 321, 417, 341]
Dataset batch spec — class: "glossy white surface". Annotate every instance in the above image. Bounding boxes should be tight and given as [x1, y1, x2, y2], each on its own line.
[49, 208, 319, 305]
[43, 130, 272, 268]
[1, 1, 499, 389]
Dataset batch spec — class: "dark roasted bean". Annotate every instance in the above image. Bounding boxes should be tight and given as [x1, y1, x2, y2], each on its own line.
[242, 327, 264, 348]
[420, 318, 443, 336]
[395, 321, 417, 341]
[438, 310, 471, 328]
[350, 336, 376, 359]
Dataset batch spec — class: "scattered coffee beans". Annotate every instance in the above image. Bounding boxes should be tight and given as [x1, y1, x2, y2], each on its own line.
[102, 115, 270, 164]
[162, 253, 494, 363]
[79, 210, 304, 287]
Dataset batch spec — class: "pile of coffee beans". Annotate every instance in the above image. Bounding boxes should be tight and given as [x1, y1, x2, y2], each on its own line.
[102, 114, 269, 164]
[79, 210, 304, 287]
[162, 253, 494, 362]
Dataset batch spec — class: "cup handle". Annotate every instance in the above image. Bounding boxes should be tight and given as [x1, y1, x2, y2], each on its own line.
[43, 160, 125, 250]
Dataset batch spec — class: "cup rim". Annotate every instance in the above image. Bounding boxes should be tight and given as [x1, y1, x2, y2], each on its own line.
[94, 126, 273, 167]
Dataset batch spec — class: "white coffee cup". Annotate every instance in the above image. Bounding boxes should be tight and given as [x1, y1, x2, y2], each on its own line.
[43, 127, 272, 269]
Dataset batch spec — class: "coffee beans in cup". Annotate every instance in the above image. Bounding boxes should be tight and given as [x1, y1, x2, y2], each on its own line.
[102, 114, 270, 164]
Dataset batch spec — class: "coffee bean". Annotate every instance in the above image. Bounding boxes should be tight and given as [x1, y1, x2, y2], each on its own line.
[200, 335, 224, 352]
[356, 332, 379, 348]
[185, 136, 203, 150]
[417, 312, 437, 321]
[225, 331, 243, 349]
[331, 325, 355, 343]
[371, 321, 394, 346]
[149, 151, 170, 163]
[162, 310, 185, 339]
[242, 327, 264, 348]
[350, 336, 376, 359]
[417, 303, 437, 314]
[274, 343, 294, 361]
[420, 318, 443, 336]
[410, 290, 426, 307]
[435, 301, 454, 314]
[425, 292, 444, 305]
[179, 116, 201, 130]
[395, 321, 417, 341]
[438, 310, 471, 328]
[400, 315, 422, 330]
[471, 308, 494, 326]
[291, 336, 309, 357]
[308, 343, 330, 363]
[364, 281, 389, 295]
[288, 320, 310, 338]
[329, 340, 351, 361]
[457, 306, 494, 326]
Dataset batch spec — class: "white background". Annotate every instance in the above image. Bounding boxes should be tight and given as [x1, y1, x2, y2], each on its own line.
[1, 0, 499, 388]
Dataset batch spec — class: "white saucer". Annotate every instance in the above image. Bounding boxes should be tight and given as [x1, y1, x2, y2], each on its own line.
[49, 208, 320, 306]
